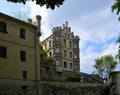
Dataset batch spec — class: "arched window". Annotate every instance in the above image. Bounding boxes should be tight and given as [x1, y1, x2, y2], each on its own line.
[49, 52, 52, 58]
[69, 52, 72, 58]
[55, 47, 60, 53]
[0, 21, 7, 33]
[75, 64, 79, 70]
[49, 41, 51, 47]
[63, 39, 66, 46]
[69, 41, 72, 48]
[64, 50, 67, 57]
[64, 62, 67, 68]
[70, 63, 73, 69]
[55, 59, 60, 66]
[55, 35, 60, 41]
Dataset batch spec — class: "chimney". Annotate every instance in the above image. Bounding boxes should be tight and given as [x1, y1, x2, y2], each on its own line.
[36, 15, 42, 36]
[66, 21, 68, 27]
[27, 18, 32, 24]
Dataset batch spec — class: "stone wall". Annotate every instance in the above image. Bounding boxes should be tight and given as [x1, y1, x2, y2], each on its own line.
[40, 65, 77, 80]
[40, 81, 104, 95]
[0, 78, 41, 95]
[108, 71, 120, 95]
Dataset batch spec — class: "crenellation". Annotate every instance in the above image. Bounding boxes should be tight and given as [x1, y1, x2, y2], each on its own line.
[66, 21, 68, 27]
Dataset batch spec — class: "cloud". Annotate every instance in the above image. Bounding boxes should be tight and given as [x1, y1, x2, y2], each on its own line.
[25, 0, 119, 74]
[27, 1, 52, 41]
[71, 7, 120, 73]
[80, 42, 118, 74]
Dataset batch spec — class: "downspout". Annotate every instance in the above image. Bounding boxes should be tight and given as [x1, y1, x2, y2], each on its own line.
[34, 15, 41, 95]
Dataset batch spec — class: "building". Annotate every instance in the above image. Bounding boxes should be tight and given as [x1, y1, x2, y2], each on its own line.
[41, 22, 80, 78]
[106, 71, 120, 95]
[0, 12, 41, 95]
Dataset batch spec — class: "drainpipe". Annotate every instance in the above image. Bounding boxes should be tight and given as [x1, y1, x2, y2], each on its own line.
[34, 15, 41, 95]
[36, 15, 41, 36]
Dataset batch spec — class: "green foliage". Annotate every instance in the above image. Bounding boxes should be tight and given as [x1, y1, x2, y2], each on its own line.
[94, 55, 118, 78]
[7, 0, 65, 10]
[116, 36, 120, 62]
[50, 77, 65, 82]
[111, 0, 120, 20]
[50, 75, 81, 82]
[111, 1, 120, 63]
[102, 85, 110, 95]
[65, 75, 81, 82]
[40, 45, 53, 65]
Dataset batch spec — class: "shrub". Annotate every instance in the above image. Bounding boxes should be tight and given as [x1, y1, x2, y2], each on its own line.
[102, 85, 110, 95]
[65, 75, 81, 82]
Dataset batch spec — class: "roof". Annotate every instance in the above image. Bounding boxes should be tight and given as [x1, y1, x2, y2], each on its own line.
[0, 12, 37, 28]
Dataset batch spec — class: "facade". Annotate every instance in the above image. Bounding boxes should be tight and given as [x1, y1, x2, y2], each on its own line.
[41, 22, 80, 77]
[0, 12, 41, 95]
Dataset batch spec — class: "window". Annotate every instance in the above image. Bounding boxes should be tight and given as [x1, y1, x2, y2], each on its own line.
[63, 39, 66, 46]
[70, 63, 72, 69]
[69, 41, 72, 48]
[74, 54, 77, 59]
[64, 50, 67, 57]
[74, 43, 79, 48]
[65, 33, 66, 36]
[49, 41, 51, 47]
[0, 21, 7, 33]
[44, 44, 47, 50]
[55, 36, 60, 41]
[55, 47, 60, 53]
[23, 71, 27, 78]
[20, 51, 26, 62]
[49, 52, 52, 58]
[21, 85, 28, 94]
[64, 62, 67, 68]
[69, 52, 72, 58]
[74, 53, 79, 59]
[20, 28, 26, 39]
[0, 46, 7, 58]
[55, 60, 60, 66]
[75, 64, 79, 70]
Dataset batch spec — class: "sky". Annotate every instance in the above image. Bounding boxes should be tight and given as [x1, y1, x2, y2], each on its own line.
[0, 0, 120, 74]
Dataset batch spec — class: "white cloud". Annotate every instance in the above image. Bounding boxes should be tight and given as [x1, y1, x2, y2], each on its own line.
[28, 1, 52, 41]
[72, 7, 120, 74]
[28, 1, 48, 21]
[80, 42, 118, 74]
[72, 8, 119, 46]
[24, 1, 120, 74]
[100, 43, 118, 57]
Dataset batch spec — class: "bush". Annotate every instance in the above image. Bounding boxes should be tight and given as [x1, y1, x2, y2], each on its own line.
[50, 78, 64, 82]
[50, 75, 81, 82]
[102, 85, 110, 95]
[65, 75, 81, 82]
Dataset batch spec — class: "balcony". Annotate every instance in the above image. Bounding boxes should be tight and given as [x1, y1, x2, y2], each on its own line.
[73, 48, 79, 52]
[73, 58, 80, 62]
[53, 53, 62, 58]
[56, 66, 63, 73]
[74, 69, 80, 73]
[53, 41, 62, 46]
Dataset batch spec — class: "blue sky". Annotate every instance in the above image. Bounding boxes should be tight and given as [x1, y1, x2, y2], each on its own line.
[0, 0, 120, 74]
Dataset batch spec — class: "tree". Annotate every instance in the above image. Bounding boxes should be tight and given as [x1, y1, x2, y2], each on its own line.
[94, 55, 118, 79]
[7, 0, 65, 10]
[111, 0, 120, 62]
[39, 45, 53, 79]
[111, 0, 120, 20]
[116, 36, 120, 62]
